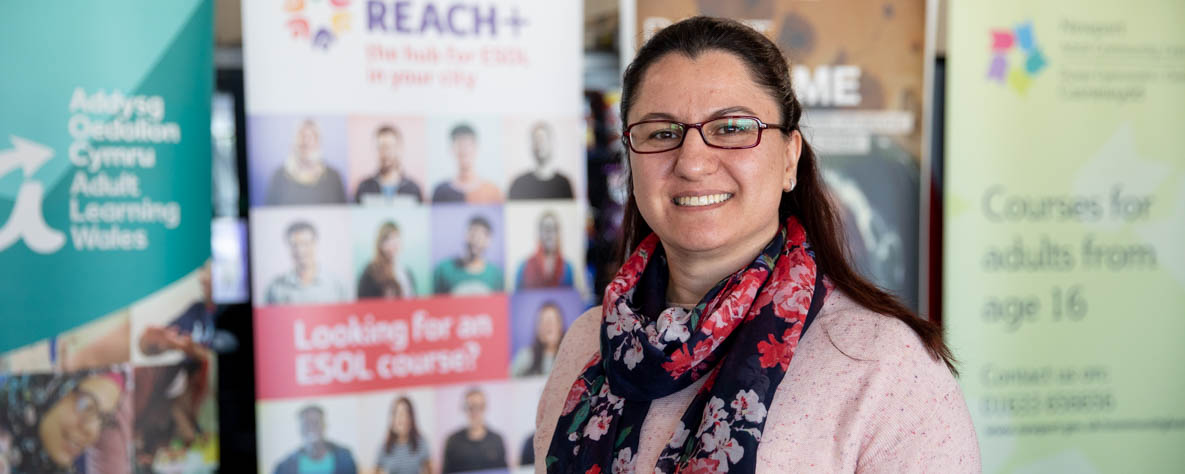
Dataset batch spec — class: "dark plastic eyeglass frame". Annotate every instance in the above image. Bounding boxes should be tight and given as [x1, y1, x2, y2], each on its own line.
[73, 386, 120, 429]
[622, 115, 788, 154]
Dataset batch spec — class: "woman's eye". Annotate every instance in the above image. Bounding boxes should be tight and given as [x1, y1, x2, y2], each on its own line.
[712, 121, 754, 135]
[649, 130, 681, 140]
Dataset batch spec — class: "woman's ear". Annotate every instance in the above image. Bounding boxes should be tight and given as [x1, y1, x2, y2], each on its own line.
[783, 130, 803, 192]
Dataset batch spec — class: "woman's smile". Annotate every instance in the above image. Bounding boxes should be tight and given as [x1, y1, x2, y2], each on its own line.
[672, 192, 734, 207]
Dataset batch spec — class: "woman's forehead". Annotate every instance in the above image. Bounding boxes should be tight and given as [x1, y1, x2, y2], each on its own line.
[632, 51, 778, 121]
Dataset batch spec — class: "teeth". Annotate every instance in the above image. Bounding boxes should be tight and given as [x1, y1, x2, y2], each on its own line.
[674, 193, 733, 207]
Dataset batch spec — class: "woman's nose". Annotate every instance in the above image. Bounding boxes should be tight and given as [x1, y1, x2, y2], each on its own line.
[672, 129, 721, 179]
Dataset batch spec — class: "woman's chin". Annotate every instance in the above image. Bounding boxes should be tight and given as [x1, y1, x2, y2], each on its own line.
[658, 232, 733, 255]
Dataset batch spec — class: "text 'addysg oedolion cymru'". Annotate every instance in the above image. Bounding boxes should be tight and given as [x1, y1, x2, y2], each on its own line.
[977, 184, 1159, 333]
[66, 88, 184, 251]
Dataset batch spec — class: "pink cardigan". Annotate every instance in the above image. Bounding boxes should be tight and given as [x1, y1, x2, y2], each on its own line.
[534, 290, 981, 472]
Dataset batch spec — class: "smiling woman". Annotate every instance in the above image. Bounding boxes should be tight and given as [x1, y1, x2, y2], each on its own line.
[535, 17, 979, 473]
[0, 369, 128, 473]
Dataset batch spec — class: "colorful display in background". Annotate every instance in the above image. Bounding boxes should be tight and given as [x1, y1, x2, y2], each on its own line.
[0, 2, 218, 473]
[242, 0, 585, 472]
[986, 21, 1049, 94]
[946, 1, 1185, 472]
[629, 0, 929, 310]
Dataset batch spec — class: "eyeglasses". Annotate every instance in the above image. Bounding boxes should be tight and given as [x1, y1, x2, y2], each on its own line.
[74, 388, 119, 430]
[623, 116, 787, 154]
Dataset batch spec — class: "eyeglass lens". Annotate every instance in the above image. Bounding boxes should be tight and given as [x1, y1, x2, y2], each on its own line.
[629, 117, 762, 152]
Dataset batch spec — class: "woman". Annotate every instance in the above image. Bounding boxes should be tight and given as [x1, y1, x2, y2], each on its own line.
[515, 211, 575, 289]
[265, 119, 347, 205]
[0, 370, 128, 473]
[373, 396, 431, 474]
[535, 17, 978, 472]
[358, 221, 418, 299]
[510, 301, 566, 377]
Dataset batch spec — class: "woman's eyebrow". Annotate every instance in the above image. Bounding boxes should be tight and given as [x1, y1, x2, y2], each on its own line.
[708, 106, 758, 118]
[635, 111, 678, 121]
[633, 106, 760, 122]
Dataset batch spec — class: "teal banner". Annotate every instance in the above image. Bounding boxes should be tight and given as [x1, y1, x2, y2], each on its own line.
[0, 3, 220, 473]
[0, 1, 212, 351]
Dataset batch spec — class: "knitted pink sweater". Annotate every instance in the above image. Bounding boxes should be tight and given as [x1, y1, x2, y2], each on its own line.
[535, 290, 981, 472]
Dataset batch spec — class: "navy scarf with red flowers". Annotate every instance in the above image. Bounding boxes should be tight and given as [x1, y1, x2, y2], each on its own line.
[546, 217, 825, 473]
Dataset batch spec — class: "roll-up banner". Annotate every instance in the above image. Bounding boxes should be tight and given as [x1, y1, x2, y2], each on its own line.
[945, 1, 1185, 471]
[242, 1, 584, 472]
[625, 0, 930, 310]
[0, 2, 218, 473]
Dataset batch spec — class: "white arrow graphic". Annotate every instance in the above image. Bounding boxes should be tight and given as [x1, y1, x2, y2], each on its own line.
[0, 135, 64, 254]
[0, 135, 54, 177]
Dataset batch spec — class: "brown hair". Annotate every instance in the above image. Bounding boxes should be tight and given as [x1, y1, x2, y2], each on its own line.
[526, 301, 566, 376]
[382, 396, 421, 453]
[366, 221, 404, 297]
[618, 16, 954, 373]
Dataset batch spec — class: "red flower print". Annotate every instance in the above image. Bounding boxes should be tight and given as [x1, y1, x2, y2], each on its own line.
[585, 466, 602, 474]
[582, 353, 602, 370]
[787, 219, 806, 246]
[663, 345, 696, 378]
[562, 379, 588, 416]
[683, 457, 721, 474]
[757, 328, 799, 371]
[704, 275, 760, 334]
[758, 253, 814, 323]
[753, 259, 791, 311]
[693, 339, 715, 360]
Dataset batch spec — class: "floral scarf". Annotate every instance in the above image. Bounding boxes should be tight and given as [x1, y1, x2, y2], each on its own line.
[545, 217, 824, 473]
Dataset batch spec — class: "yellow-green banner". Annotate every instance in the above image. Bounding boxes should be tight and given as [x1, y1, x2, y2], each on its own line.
[945, 1, 1185, 472]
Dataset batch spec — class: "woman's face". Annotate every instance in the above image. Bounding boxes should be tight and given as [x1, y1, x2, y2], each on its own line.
[38, 376, 121, 467]
[296, 123, 321, 156]
[536, 306, 564, 347]
[381, 230, 402, 260]
[628, 51, 800, 256]
[391, 400, 412, 437]
[538, 214, 559, 253]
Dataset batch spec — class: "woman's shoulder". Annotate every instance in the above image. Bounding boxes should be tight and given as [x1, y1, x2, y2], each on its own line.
[540, 305, 602, 394]
[555, 306, 603, 360]
[795, 289, 963, 405]
[811, 290, 943, 368]
[764, 291, 978, 471]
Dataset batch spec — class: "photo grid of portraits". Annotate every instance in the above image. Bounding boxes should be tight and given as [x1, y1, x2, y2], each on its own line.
[0, 266, 221, 474]
[248, 115, 588, 474]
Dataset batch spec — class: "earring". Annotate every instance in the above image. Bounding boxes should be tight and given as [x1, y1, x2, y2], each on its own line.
[785, 178, 796, 192]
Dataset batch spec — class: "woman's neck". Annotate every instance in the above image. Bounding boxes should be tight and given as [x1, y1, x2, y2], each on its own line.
[662, 224, 778, 306]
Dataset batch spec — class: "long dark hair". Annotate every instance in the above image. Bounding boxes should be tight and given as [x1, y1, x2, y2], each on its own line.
[382, 396, 421, 453]
[526, 301, 566, 376]
[617, 16, 954, 372]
